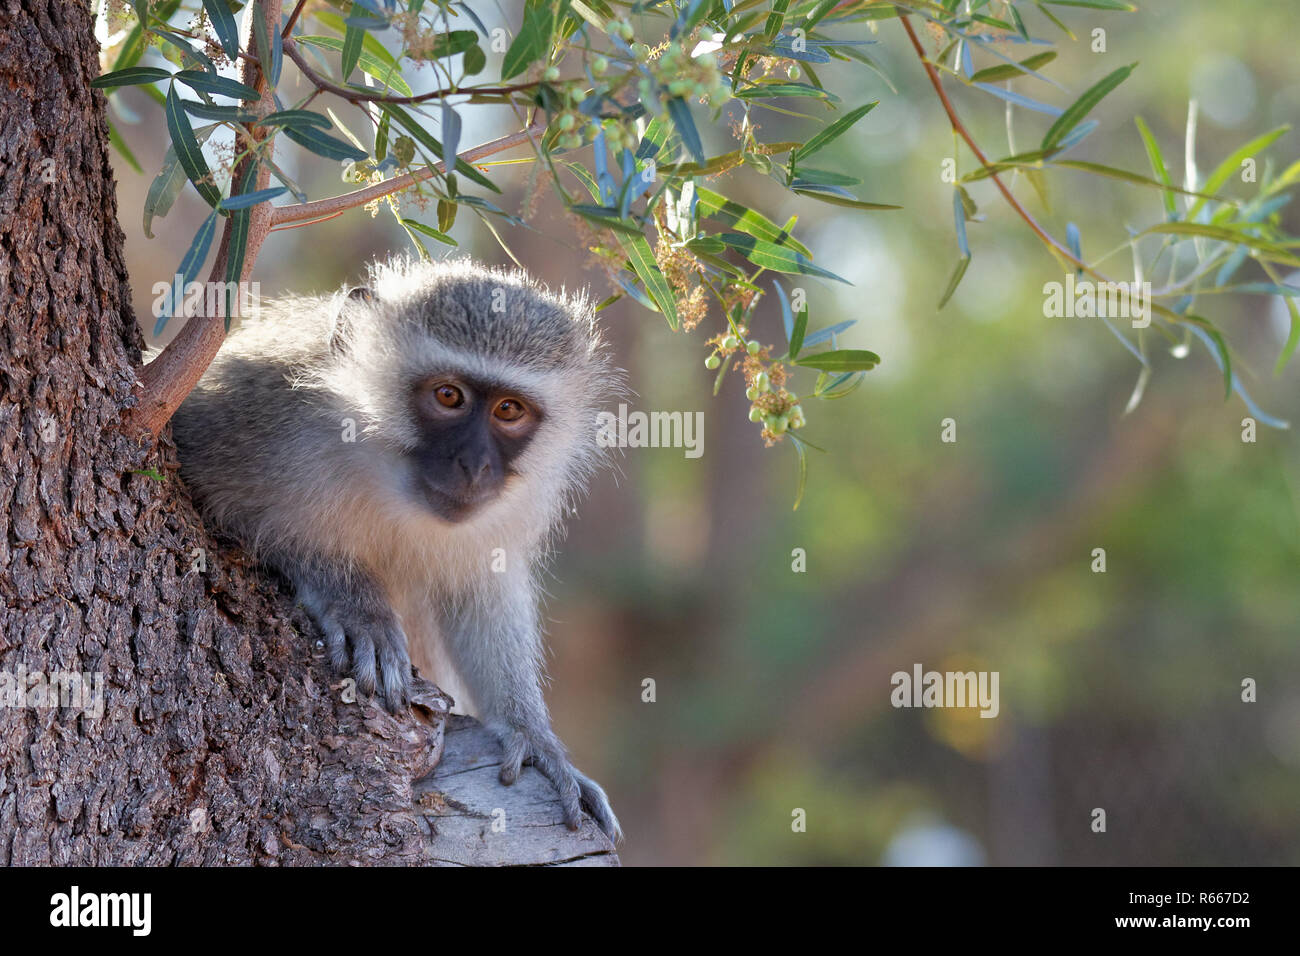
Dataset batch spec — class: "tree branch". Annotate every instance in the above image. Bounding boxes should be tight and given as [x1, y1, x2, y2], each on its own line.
[271, 118, 545, 226]
[128, 0, 282, 440]
[899, 14, 1080, 267]
[281, 0, 309, 38]
[281, 35, 539, 106]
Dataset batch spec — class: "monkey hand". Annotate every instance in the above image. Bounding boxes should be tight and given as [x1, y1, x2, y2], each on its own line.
[497, 724, 622, 842]
[290, 559, 413, 711]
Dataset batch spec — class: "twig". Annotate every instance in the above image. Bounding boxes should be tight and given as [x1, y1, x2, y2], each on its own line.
[282, 36, 538, 106]
[281, 0, 309, 38]
[899, 15, 1079, 267]
[271, 118, 545, 225]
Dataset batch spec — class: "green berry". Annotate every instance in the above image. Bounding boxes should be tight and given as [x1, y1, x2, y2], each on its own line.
[790, 405, 806, 429]
[746, 386, 760, 401]
[749, 407, 764, 423]
[705, 354, 721, 370]
[558, 113, 576, 131]
[592, 56, 609, 76]
[543, 66, 561, 82]
[788, 64, 801, 80]
[755, 371, 770, 392]
[767, 414, 788, 435]
[746, 340, 761, 356]
[722, 334, 740, 350]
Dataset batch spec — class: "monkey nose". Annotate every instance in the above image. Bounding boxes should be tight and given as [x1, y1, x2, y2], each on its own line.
[455, 456, 494, 490]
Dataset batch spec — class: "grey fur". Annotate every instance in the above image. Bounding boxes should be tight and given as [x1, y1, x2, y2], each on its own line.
[172, 256, 622, 840]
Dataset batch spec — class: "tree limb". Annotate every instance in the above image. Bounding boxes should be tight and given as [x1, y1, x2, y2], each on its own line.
[899, 14, 1080, 267]
[282, 35, 539, 106]
[128, 0, 282, 440]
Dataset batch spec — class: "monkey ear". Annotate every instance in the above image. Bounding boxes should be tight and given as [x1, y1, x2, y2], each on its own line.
[331, 286, 372, 354]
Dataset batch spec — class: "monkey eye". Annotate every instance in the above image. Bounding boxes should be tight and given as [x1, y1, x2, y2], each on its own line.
[433, 384, 464, 409]
[493, 398, 528, 423]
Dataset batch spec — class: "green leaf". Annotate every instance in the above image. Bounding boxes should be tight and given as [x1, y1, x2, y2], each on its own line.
[462, 43, 486, 76]
[309, 13, 404, 71]
[696, 187, 812, 257]
[297, 36, 413, 96]
[1138, 222, 1300, 267]
[222, 164, 257, 326]
[969, 51, 1057, 83]
[165, 84, 222, 208]
[218, 185, 286, 210]
[792, 101, 878, 163]
[379, 104, 502, 192]
[91, 66, 171, 89]
[617, 234, 679, 329]
[401, 218, 457, 246]
[666, 97, 705, 164]
[937, 255, 972, 309]
[501, 1, 551, 81]
[789, 305, 809, 358]
[1186, 126, 1289, 221]
[789, 167, 862, 187]
[201, 0, 240, 60]
[717, 232, 850, 283]
[764, 0, 791, 41]
[251, 0, 282, 86]
[1041, 63, 1136, 151]
[569, 205, 646, 236]
[179, 100, 257, 123]
[1052, 160, 1225, 200]
[1275, 289, 1300, 375]
[793, 349, 880, 372]
[144, 124, 216, 238]
[791, 190, 902, 211]
[790, 433, 808, 512]
[734, 82, 837, 101]
[173, 70, 261, 101]
[1033, 0, 1076, 38]
[341, 3, 365, 81]
[1134, 115, 1177, 220]
[280, 124, 369, 162]
[259, 109, 332, 130]
[1189, 318, 1233, 399]
[156, 210, 219, 335]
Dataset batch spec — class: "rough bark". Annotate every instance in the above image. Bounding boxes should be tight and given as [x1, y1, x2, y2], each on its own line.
[0, 0, 615, 866]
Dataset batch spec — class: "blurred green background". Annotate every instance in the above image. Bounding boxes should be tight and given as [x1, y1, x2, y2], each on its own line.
[111, 0, 1299, 864]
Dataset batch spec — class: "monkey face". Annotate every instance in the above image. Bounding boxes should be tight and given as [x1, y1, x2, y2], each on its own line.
[409, 374, 542, 522]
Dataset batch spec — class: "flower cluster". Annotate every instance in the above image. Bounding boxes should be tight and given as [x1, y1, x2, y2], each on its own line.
[706, 330, 805, 444]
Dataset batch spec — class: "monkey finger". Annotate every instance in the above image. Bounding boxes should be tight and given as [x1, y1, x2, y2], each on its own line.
[348, 630, 379, 695]
[576, 773, 622, 842]
[376, 632, 411, 711]
[319, 613, 350, 674]
[498, 730, 528, 785]
[530, 749, 583, 829]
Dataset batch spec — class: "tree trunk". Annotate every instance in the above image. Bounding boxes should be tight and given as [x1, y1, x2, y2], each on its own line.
[0, 0, 615, 867]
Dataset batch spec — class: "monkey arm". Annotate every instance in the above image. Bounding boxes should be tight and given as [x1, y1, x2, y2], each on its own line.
[439, 571, 621, 841]
[272, 551, 413, 711]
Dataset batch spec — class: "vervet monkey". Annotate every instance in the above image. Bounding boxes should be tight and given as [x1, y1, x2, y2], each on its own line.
[171, 257, 621, 839]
